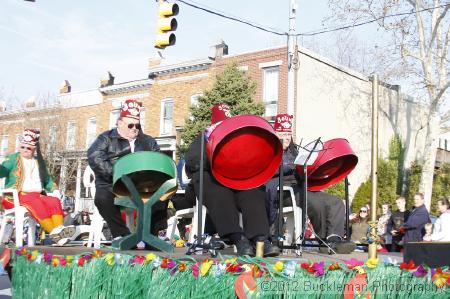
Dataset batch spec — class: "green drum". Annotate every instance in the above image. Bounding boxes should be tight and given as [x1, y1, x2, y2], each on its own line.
[111, 151, 177, 252]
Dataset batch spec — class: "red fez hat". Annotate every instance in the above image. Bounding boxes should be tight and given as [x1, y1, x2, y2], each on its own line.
[120, 99, 142, 120]
[211, 103, 231, 124]
[21, 129, 40, 146]
[274, 114, 293, 132]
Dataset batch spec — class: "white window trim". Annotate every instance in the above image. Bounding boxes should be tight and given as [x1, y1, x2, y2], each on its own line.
[15, 134, 21, 152]
[66, 121, 77, 150]
[160, 98, 174, 136]
[1, 135, 9, 157]
[262, 66, 279, 117]
[47, 126, 57, 152]
[238, 65, 248, 72]
[109, 110, 120, 129]
[86, 117, 97, 149]
[259, 60, 283, 69]
[140, 107, 146, 133]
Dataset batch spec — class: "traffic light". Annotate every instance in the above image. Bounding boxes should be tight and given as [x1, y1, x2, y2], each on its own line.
[155, 0, 179, 49]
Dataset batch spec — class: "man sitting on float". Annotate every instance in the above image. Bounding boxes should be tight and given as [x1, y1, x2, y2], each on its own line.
[185, 103, 280, 257]
[0, 129, 76, 245]
[265, 114, 356, 254]
[87, 99, 168, 242]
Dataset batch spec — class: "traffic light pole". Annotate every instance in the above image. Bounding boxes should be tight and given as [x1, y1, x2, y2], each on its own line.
[287, 0, 297, 118]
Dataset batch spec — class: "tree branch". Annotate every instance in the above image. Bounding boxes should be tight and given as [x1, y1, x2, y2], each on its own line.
[429, 4, 450, 49]
[433, 79, 450, 107]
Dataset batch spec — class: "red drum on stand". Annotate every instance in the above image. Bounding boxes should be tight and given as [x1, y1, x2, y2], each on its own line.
[206, 115, 283, 190]
[296, 138, 358, 191]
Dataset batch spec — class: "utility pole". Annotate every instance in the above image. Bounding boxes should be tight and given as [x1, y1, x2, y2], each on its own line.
[369, 74, 379, 260]
[287, 0, 297, 117]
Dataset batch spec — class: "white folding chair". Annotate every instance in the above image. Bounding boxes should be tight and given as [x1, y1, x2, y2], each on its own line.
[167, 190, 207, 244]
[278, 186, 302, 246]
[0, 189, 37, 247]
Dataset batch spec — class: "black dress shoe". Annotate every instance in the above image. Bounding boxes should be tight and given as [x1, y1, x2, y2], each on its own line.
[263, 240, 280, 257]
[235, 237, 255, 256]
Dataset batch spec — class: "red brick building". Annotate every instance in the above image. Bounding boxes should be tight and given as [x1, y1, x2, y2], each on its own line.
[0, 44, 290, 194]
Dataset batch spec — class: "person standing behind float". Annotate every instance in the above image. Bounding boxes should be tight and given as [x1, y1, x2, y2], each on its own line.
[87, 99, 167, 240]
[350, 206, 370, 248]
[0, 129, 75, 245]
[387, 197, 409, 252]
[431, 198, 450, 241]
[400, 192, 430, 243]
[184, 103, 279, 257]
[377, 203, 392, 251]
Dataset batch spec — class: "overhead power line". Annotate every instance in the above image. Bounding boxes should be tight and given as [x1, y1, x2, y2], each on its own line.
[175, 0, 450, 37]
[175, 0, 287, 36]
[298, 3, 450, 36]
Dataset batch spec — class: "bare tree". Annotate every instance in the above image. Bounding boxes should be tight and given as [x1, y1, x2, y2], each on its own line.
[0, 93, 79, 193]
[327, 0, 450, 210]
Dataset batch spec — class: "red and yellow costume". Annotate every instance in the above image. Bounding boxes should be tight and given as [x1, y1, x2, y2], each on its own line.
[0, 147, 64, 233]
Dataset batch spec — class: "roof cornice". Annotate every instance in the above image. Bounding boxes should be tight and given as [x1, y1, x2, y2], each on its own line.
[148, 58, 213, 77]
[100, 78, 153, 95]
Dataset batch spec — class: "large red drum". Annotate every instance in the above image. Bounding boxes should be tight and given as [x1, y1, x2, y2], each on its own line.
[206, 115, 283, 190]
[296, 138, 358, 191]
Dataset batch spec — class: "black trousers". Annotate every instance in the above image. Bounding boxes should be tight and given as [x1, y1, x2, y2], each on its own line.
[192, 171, 269, 240]
[94, 185, 168, 238]
[292, 186, 346, 239]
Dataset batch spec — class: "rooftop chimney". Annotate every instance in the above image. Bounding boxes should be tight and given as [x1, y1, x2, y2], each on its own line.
[100, 71, 115, 87]
[59, 80, 71, 94]
[25, 96, 36, 108]
[149, 57, 162, 69]
[208, 39, 228, 60]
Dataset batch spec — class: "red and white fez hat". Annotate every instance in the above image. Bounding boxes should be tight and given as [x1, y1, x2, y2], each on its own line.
[120, 99, 142, 120]
[274, 114, 293, 132]
[21, 129, 40, 146]
[211, 103, 232, 124]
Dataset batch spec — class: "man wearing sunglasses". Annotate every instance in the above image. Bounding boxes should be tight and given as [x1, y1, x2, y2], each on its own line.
[88, 99, 167, 242]
[0, 129, 76, 245]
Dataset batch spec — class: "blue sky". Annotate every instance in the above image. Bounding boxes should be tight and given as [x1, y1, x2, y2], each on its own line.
[0, 0, 370, 104]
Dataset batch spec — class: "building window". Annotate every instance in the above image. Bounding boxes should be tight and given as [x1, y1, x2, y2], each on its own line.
[0, 136, 8, 157]
[160, 99, 174, 136]
[47, 126, 57, 153]
[189, 93, 202, 120]
[66, 121, 76, 150]
[263, 66, 279, 117]
[15, 134, 21, 152]
[86, 117, 97, 149]
[140, 108, 146, 133]
[109, 110, 120, 129]
[191, 93, 202, 107]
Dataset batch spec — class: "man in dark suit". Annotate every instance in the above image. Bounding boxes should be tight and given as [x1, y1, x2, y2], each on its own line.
[401, 192, 430, 243]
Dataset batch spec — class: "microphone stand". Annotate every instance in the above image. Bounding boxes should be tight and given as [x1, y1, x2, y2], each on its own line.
[276, 138, 322, 255]
[186, 132, 216, 257]
[344, 177, 350, 240]
[277, 163, 284, 248]
[296, 138, 339, 256]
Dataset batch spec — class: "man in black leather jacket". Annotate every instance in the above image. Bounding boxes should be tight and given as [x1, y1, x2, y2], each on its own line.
[87, 99, 167, 239]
